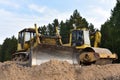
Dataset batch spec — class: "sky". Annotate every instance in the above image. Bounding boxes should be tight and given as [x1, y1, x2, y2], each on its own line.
[0, 0, 116, 44]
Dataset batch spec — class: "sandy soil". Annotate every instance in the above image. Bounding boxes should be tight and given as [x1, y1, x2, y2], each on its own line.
[0, 60, 120, 80]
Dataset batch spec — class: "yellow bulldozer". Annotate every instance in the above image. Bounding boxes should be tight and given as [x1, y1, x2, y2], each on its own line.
[12, 24, 117, 66]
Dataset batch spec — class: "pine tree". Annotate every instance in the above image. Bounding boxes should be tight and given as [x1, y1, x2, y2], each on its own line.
[70, 9, 88, 28]
[38, 25, 47, 35]
[38, 9, 93, 44]
[101, 0, 120, 62]
[59, 9, 89, 43]
[0, 36, 17, 62]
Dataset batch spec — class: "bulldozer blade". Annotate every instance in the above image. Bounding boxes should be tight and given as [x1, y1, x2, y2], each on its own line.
[31, 44, 78, 66]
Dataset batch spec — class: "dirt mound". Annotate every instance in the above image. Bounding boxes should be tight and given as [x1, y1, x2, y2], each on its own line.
[76, 64, 120, 80]
[0, 61, 31, 80]
[28, 59, 76, 80]
[0, 60, 76, 80]
[0, 60, 120, 80]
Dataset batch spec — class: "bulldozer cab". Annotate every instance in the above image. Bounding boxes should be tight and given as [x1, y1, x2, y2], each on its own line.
[17, 28, 36, 51]
[69, 29, 91, 49]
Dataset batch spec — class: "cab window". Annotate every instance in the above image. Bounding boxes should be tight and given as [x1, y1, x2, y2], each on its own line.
[72, 30, 84, 46]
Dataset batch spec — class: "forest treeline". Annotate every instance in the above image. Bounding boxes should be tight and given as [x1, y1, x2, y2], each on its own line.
[0, 0, 120, 62]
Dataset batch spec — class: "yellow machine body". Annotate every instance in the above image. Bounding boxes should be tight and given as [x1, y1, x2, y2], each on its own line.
[13, 24, 117, 66]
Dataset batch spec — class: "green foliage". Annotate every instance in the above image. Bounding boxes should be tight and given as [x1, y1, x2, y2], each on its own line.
[38, 19, 59, 36]
[101, 0, 120, 62]
[70, 10, 88, 28]
[47, 23, 54, 35]
[0, 36, 17, 62]
[38, 9, 91, 43]
[60, 20, 71, 43]
[60, 10, 89, 43]
[89, 23, 95, 32]
[89, 23, 95, 46]
[0, 45, 1, 59]
[0, 45, 1, 50]
[38, 25, 47, 35]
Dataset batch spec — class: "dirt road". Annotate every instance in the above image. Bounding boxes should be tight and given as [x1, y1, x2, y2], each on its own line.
[0, 60, 120, 80]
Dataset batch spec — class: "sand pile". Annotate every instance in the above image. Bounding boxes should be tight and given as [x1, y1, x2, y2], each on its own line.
[0, 60, 120, 80]
[0, 60, 76, 80]
[28, 60, 76, 80]
[76, 64, 120, 80]
[0, 61, 31, 80]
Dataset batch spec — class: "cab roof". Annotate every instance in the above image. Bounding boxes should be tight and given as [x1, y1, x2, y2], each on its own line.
[19, 28, 36, 33]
